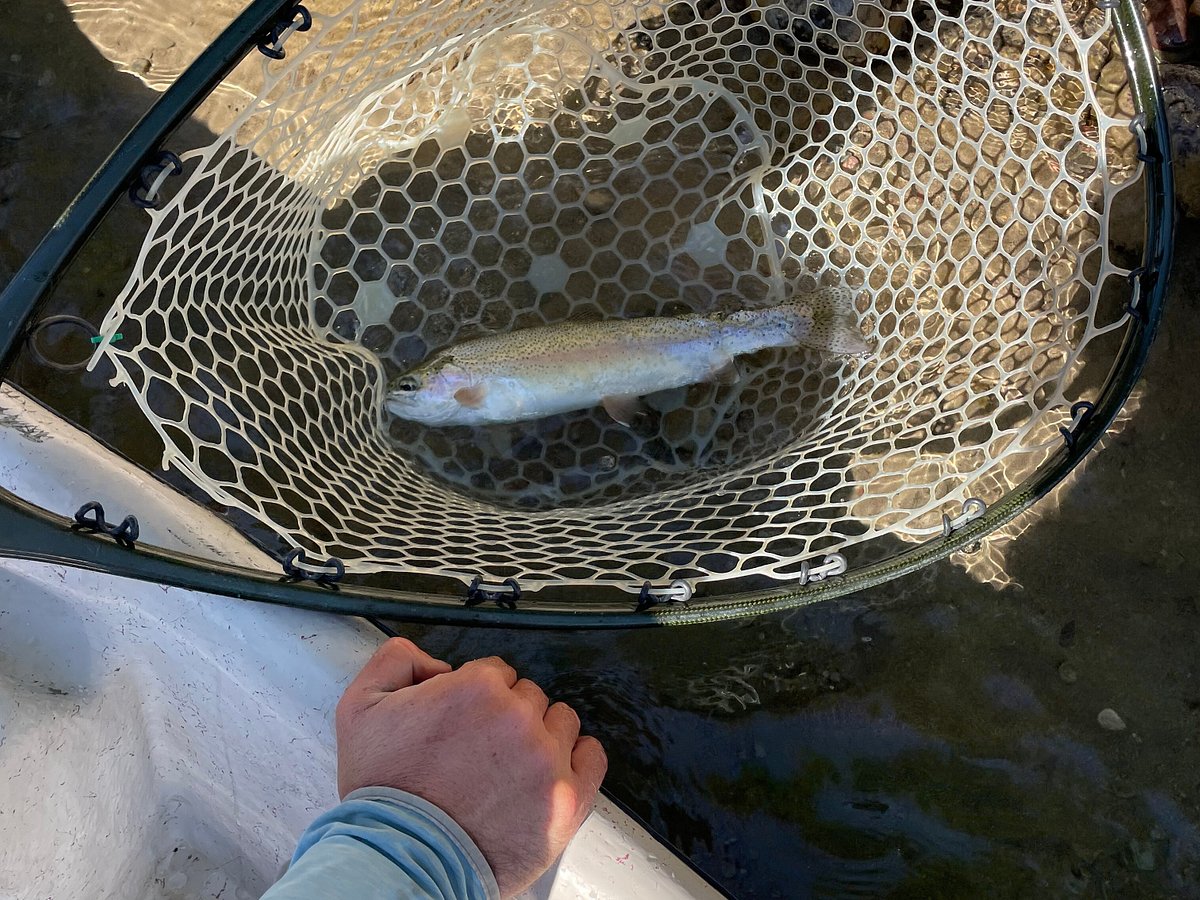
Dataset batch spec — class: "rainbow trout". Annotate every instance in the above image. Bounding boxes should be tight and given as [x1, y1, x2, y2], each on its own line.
[384, 287, 869, 427]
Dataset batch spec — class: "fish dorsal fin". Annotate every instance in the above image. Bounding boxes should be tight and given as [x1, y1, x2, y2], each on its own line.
[601, 394, 647, 427]
[455, 385, 488, 408]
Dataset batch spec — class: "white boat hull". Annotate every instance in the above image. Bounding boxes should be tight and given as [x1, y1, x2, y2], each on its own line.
[0, 384, 720, 900]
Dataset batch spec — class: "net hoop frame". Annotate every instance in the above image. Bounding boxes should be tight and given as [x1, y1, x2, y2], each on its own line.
[0, 0, 1173, 628]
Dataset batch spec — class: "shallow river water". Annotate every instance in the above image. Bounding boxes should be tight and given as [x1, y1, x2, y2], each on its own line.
[2, 2, 1199, 896]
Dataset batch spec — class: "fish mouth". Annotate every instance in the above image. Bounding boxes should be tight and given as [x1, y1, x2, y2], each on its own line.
[383, 389, 458, 426]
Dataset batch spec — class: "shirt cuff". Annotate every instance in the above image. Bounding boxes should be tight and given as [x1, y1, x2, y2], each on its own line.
[343, 786, 501, 900]
[263, 786, 501, 900]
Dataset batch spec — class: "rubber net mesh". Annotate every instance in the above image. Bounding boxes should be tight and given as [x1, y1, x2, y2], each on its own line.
[92, 0, 1143, 594]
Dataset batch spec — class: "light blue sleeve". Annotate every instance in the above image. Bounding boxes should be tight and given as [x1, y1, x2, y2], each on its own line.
[261, 787, 501, 900]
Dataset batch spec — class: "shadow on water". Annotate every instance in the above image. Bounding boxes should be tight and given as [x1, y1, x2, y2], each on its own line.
[4, 2, 1200, 898]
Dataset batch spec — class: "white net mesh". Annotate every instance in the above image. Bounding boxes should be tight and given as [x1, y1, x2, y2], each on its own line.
[92, 0, 1144, 595]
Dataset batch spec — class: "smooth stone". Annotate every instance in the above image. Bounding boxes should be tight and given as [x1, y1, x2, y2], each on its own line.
[1098, 707, 1126, 731]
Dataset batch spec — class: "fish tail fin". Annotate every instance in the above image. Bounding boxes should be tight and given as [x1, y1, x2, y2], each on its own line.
[785, 286, 870, 356]
[720, 287, 870, 356]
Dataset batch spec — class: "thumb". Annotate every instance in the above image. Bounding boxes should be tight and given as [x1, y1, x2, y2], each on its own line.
[343, 637, 452, 704]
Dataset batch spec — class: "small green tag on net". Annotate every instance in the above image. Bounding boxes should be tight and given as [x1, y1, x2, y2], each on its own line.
[90, 333, 122, 344]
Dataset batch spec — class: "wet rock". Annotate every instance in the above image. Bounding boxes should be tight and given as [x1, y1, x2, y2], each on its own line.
[1058, 661, 1078, 684]
[1098, 707, 1127, 731]
[1162, 64, 1200, 220]
[583, 189, 615, 214]
[1127, 838, 1157, 871]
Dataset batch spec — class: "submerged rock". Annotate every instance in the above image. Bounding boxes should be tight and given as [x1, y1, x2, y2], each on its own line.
[1163, 64, 1200, 220]
[1098, 707, 1127, 731]
[1058, 661, 1078, 684]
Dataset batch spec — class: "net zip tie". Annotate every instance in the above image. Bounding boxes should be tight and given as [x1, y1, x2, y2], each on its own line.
[466, 576, 520, 609]
[1130, 114, 1157, 164]
[794, 553, 848, 586]
[281, 547, 345, 583]
[1059, 401, 1097, 451]
[1125, 266, 1147, 318]
[72, 501, 140, 549]
[636, 579, 693, 612]
[258, 4, 312, 60]
[941, 498, 987, 539]
[128, 150, 183, 210]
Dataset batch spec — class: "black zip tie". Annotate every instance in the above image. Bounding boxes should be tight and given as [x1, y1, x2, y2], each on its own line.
[72, 501, 139, 549]
[281, 547, 345, 584]
[129, 150, 183, 210]
[258, 4, 312, 60]
[466, 576, 520, 610]
[1125, 267, 1147, 319]
[1059, 401, 1096, 451]
[635, 582, 659, 612]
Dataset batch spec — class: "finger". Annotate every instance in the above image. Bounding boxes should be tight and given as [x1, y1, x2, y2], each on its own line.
[544, 702, 581, 749]
[570, 735, 608, 798]
[513, 678, 550, 718]
[344, 637, 451, 702]
[459, 655, 518, 688]
[569, 736, 608, 826]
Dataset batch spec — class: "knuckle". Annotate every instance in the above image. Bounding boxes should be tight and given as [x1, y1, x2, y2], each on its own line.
[460, 665, 509, 701]
[552, 702, 580, 727]
[519, 678, 547, 700]
[464, 656, 511, 681]
[380, 636, 417, 656]
[580, 736, 608, 767]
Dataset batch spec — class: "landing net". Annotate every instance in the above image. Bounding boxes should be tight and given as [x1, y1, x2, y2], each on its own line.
[91, 0, 1157, 600]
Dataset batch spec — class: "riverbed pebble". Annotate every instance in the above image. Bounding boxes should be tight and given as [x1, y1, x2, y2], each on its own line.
[1098, 707, 1126, 731]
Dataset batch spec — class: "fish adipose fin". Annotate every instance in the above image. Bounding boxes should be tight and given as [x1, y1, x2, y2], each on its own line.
[455, 385, 488, 408]
[601, 394, 647, 426]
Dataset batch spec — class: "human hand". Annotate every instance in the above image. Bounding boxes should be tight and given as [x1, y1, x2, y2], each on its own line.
[335, 637, 608, 898]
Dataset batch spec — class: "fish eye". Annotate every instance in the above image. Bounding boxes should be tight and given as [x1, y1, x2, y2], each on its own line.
[395, 375, 421, 393]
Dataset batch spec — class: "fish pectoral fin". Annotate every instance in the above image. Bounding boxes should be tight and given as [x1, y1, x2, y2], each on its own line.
[454, 385, 488, 408]
[601, 394, 647, 427]
[709, 357, 741, 386]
